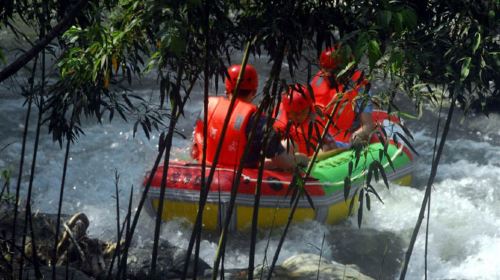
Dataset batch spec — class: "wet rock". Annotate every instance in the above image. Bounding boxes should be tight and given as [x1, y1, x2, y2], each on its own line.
[327, 226, 405, 279]
[280, 253, 374, 280]
[23, 266, 92, 280]
[224, 254, 373, 280]
[126, 240, 210, 279]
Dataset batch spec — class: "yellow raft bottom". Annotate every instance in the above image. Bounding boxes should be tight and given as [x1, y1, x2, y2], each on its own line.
[151, 174, 412, 231]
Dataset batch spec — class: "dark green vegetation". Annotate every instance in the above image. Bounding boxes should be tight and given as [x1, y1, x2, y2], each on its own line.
[0, 0, 499, 279]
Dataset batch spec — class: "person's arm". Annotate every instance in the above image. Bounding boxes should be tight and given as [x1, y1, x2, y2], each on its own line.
[191, 113, 204, 161]
[265, 151, 309, 171]
[313, 147, 349, 161]
[351, 111, 375, 142]
[258, 120, 309, 171]
[351, 86, 375, 145]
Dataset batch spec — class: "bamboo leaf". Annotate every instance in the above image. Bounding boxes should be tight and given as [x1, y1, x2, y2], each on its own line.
[460, 57, 472, 82]
[367, 184, 384, 204]
[357, 188, 364, 228]
[394, 132, 419, 156]
[473, 32, 481, 54]
[368, 40, 382, 69]
[373, 161, 380, 182]
[377, 10, 392, 29]
[303, 188, 315, 210]
[366, 191, 371, 211]
[397, 122, 415, 141]
[401, 8, 417, 29]
[374, 161, 389, 189]
[343, 176, 351, 201]
[384, 148, 396, 172]
[348, 188, 359, 215]
[366, 163, 373, 185]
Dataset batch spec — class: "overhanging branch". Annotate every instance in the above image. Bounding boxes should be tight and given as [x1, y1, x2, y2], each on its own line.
[0, 0, 88, 84]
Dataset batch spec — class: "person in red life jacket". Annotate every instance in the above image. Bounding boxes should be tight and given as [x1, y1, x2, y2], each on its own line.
[310, 46, 375, 148]
[273, 84, 338, 158]
[191, 64, 309, 170]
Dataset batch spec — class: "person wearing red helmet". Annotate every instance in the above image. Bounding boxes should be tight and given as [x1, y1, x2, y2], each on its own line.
[191, 64, 308, 170]
[274, 84, 338, 157]
[311, 46, 375, 148]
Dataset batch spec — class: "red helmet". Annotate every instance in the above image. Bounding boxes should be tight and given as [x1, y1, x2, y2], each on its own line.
[225, 64, 258, 94]
[282, 84, 313, 113]
[319, 46, 339, 70]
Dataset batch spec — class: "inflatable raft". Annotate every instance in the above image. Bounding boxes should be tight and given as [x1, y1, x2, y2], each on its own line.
[144, 110, 414, 231]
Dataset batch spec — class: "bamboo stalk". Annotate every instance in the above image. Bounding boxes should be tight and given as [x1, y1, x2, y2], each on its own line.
[191, 2, 212, 278]
[52, 109, 75, 280]
[114, 170, 121, 268]
[150, 64, 184, 275]
[182, 40, 253, 280]
[399, 90, 456, 279]
[10, 59, 36, 273]
[117, 74, 194, 278]
[19, 28, 47, 280]
[106, 185, 133, 279]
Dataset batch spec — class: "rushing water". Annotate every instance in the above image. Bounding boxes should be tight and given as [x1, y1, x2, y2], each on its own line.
[1, 60, 500, 279]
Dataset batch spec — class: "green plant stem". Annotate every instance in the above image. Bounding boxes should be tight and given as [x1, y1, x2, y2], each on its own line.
[118, 76, 193, 278]
[191, 3, 211, 278]
[11, 60, 36, 272]
[19, 94, 44, 280]
[114, 170, 121, 269]
[151, 65, 184, 275]
[52, 109, 74, 280]
[211, 41, 282, 279]
[106, 185, 133, 279]
[399, 93, 456, 279]
[182, 40, 253, 280]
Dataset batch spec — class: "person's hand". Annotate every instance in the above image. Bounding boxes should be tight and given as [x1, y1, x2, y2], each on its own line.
[351, 133, 367, 149]
[294, 152, 310, 167]
[191, 143, 200, 160]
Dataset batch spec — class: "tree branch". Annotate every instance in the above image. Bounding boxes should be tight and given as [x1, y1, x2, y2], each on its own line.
[0, 0, 88, 84]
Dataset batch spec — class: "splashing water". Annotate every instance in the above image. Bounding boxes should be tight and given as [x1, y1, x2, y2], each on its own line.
[2, 82, 500, 280]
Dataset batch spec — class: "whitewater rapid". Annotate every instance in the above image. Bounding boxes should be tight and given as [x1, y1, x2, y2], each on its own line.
[2, 81, 500, 279]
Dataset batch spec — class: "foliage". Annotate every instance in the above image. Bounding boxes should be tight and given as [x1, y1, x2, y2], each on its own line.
[0, 0, 499, 278]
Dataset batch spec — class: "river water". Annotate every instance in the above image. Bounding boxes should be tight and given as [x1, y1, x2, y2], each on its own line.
[1, 56, 499, 279]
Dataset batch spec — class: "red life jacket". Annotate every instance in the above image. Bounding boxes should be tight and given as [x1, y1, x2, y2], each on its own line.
[310, 70, 369, 143]
[273, 103, 325, 156]
[193, 96, 257, 166]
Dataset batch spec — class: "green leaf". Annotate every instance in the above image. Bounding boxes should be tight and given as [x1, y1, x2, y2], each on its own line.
[348, 188, 359, 215]
[354, 32, 370, 60]
[460, 57, 472, 82]
[389, 50, 404, 73]
[337, 61, 356, 79]
[0, 48, 6, 65]
[367, 184, 384, 204]
[377, 10, 392, 29]
[401, 8, 417, 29]
[343, 176, 351, 201]
[366, 192, 371, 211]
[393, 12, 403, 33]
[473, 32, 481, 54]
[357, 188, 364, 228]
[169, 34, 185, 57]
[368, 40, 382, 69]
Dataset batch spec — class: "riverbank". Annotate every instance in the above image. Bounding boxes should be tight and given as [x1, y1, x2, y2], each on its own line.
[0, 203, 374, 279]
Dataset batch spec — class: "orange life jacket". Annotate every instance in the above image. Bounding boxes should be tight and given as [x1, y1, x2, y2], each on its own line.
[193, 96, 257, 166]
[310, 70, 369, 143]
[273, 103, 325, 156]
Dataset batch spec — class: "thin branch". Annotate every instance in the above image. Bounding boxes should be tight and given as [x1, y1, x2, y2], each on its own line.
[0, 0, 88, 83]
[399, 91, 456, 279]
